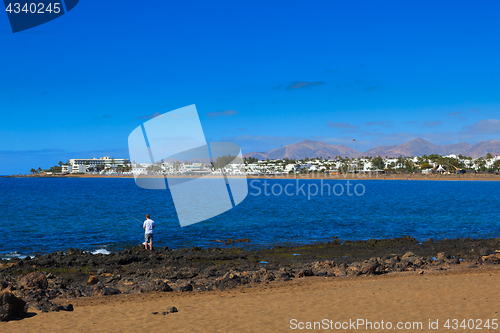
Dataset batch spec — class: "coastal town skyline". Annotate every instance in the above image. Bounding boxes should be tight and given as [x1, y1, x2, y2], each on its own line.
[28, 136, 500, 177]
[21, 136, 500, 176]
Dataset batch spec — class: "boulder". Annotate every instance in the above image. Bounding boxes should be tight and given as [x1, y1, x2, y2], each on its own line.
[174, 283, 193, 292]
[238, 238, 250, 243]
[479, 248, 494, 256]
[311, 261, 335, 276]
[482, 253, 500, 262]
[0, 292, 26, 321]
[296, 269, 314, 278]
[394, 262, 409, 271]
[215, 270, 243, 290]
[361, 262, 379, 275]
[347, 266, 361, 276]
[332, 268, 347, 277]
[0, 281, 9, 290]
[162, 307, 178, 315]
[32, 299, 59, 313]
[445, 258, 460, 265]
[144, 280, 173, 292]
[92, 285, 121, 296]
[20, 272, 48, 290]
[432, 259, 445, 266]
[411, 258, 425, 267]
[86, 276, 99, 285]
[56, 304, 74, 311]
[249, 269, 275, 283]
[276, 269, 293, 281]
[105, 274, 121, 284]
[437, 252, 451, 261]
[402, 252, 416, 259]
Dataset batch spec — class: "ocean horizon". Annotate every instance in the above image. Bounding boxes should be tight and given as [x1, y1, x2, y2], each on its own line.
[1, 177, 499, 259]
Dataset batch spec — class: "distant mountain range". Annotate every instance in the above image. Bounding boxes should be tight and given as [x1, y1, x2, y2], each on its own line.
[243, 138, 500, 159]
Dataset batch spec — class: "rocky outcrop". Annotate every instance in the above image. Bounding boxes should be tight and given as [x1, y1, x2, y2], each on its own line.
[1, 236, 498, 319]
[0, 292, 26, 321]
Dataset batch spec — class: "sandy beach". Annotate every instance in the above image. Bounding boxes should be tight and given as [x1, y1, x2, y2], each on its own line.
[3, 265, 500, 332]
[11, 173, 500, 181]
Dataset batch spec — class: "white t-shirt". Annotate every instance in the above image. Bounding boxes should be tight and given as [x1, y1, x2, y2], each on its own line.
[143, 219, 155, 234]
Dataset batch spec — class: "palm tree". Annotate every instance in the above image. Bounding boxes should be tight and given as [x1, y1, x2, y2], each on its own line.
[58, 161, 63, 167]
[30, 168, 37, 175]
[37, 167, 42, 174]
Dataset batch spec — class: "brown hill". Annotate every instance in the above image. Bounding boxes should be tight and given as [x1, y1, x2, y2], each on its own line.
[364, 138, 472, 157]
[244, 138, 499, 159]
[446, 142, 473, 155]
[363, 145, 398, 157]
[464, 140, 500, 158]
[243, 139, 361, 160]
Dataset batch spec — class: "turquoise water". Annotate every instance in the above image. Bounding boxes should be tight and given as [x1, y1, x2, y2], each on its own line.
[1, 177, 499, 258]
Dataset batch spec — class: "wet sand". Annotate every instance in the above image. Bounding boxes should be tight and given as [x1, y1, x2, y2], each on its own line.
[3, 265, 499, 332]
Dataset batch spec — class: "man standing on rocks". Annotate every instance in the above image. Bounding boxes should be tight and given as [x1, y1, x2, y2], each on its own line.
[143, 214, 155, 250]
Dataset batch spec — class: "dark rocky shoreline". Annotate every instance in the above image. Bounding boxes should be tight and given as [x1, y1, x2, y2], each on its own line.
[2, 236, 500, 321]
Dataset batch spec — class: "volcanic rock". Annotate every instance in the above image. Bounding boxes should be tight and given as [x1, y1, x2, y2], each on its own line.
[92, 285, 121, 296]
[20, 272, 48, 290]
[437, 252, 451, 261]
[402, 252, 416, 259]
[297, 269, 314, 278]
[144, 280, 173, 292]
[361, 261, 379, 275]
[482, 253, 500, 262]
[86, 276, 99, 286]
[168, 306, 178, 313]
[56, 304, 74, 311]
[174, 283, 193, 292]
[479, 248, 494, 256]
[0, 292, 26, 321]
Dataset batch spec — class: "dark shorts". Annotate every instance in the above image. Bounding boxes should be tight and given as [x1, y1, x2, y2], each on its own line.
[145, 233, 153, 243]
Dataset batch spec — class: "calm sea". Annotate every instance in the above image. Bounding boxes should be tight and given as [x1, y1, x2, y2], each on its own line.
[1, 177, 499, 259]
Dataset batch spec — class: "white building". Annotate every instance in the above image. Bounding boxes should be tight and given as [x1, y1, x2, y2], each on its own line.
[131, 167, 146, 175]
[61, 165, 72, 174]
[70, 156, 130, 168]
[67, 156, 131, 174]
[182, 163, 210, 173]
[70, 164, 87, 174]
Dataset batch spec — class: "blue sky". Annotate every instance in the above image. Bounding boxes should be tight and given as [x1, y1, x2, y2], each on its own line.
[1, 1, 500, 174]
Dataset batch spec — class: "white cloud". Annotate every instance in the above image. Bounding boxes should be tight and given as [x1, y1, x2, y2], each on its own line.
[462, 119, 500, 135]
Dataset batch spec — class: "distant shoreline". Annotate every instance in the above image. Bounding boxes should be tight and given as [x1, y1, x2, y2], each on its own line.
[4, 173, 500, 181]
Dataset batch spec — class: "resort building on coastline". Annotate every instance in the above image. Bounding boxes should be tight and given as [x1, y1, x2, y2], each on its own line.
[61, 164, 87, 174]
[70, 156, 130, 167]
[63, 156, 131, 174]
